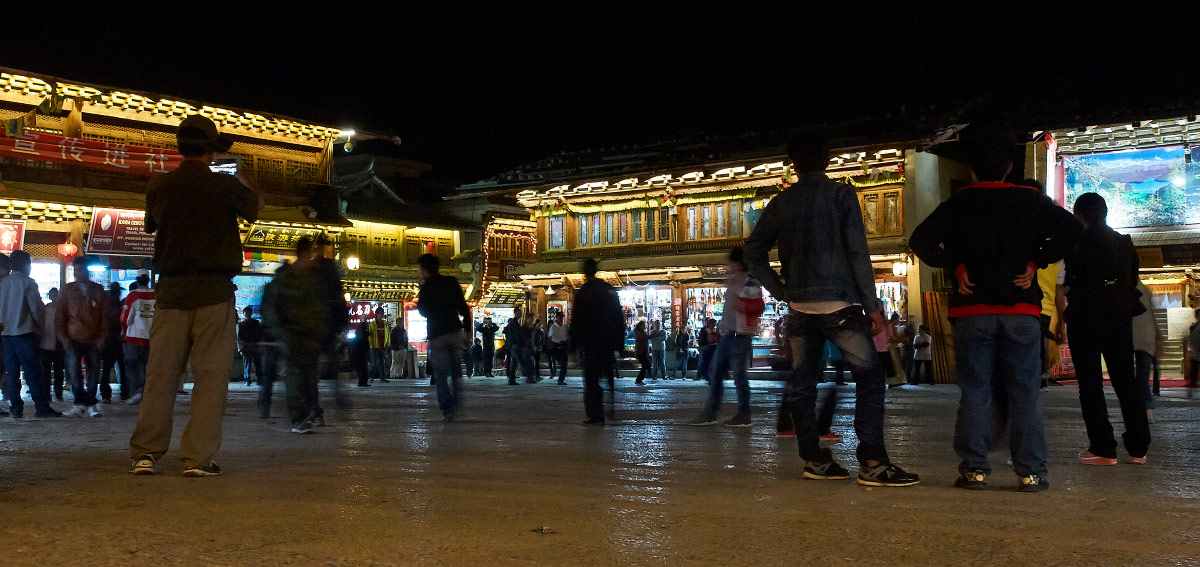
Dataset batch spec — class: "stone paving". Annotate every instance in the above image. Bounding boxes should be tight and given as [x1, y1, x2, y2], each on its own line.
[0, 375, 1198, 566]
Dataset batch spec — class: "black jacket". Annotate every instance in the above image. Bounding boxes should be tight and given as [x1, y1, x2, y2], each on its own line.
[568, 277, 624, 352]
[1063, 225, 1143, 322]
[416, 273, 471, 340]
[910, 183, 1081, 317]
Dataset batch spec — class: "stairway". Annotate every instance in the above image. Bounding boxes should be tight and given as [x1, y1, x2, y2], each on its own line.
[1155, 309, 1184, 374]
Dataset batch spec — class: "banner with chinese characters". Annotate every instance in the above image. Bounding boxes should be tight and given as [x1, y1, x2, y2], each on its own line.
[0, 220, 26, 255]
[0, 131, 182, 175]
[243, 224, 323, 251]
[87, 208, 154, 256]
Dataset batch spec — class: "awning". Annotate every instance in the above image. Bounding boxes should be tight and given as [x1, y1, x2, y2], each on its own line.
[1126, 228, 1200, 247]
[511, 250, 780, 277]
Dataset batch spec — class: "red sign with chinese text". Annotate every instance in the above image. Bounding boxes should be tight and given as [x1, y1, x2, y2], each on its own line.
[87, 208, 155, 256]
[0, 220, 26, 255]
[0, 132, 182, 176]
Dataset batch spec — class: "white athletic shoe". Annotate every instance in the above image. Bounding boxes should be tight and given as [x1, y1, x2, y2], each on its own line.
[62, 406, 86, 418]
[87, 405, 103, 417]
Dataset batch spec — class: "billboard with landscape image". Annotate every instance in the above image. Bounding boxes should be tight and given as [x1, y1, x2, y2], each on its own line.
[1063, 146, 1200, 229]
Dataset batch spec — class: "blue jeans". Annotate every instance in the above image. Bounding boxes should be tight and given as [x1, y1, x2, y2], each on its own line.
[429, 334, 464, 417]
[257, 344, 281, 415]
[242, 349, 262, 383]
[784, 308, 888, 466]
[652, 347, 667, 379]
[953, 315, 1046, 476]
[65, 340, 103, 407]
[369, 349, 389, 381]
[701, 333, 752, 419]
[123, 342, 149, 397]
[673, 349, 689, 378]
[1134, 351, 1157, 409]
[5, 333, 51, 414]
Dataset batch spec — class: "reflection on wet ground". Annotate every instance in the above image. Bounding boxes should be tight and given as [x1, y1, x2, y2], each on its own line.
[0, 376, 1198, 565]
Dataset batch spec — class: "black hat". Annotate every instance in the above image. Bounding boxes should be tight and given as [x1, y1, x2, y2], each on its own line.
[177, 115, 233, 153]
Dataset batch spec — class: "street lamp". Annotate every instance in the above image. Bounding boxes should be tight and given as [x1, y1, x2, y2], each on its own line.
[346, 256, 360, 270]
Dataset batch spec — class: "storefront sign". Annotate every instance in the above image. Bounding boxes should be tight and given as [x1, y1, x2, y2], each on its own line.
[672, 297, 683, 331]
[0, 220, 25, 255]
[596, 270, 623, 288]
[0, 132, 183, 176]
[87, 208, 154, 256]
[349, 300, 400, 326]
[699, 265, 729, 279]
[500, 260, 523, 281]
[1136, 247, 1164, 268]
[347, 288, 413, 302]
[244, 223, 323, 251]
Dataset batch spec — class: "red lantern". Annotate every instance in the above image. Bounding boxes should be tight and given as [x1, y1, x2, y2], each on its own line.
[57, 242, 78, 257]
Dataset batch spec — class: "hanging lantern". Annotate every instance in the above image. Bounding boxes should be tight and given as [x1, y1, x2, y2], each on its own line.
[57, 242, 78, 257]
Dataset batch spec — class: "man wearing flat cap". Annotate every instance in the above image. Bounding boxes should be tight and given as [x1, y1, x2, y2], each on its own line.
[129, 115, 263, 477]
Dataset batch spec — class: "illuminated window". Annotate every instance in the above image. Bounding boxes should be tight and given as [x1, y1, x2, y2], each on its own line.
[645, 210, 656, 241]
[633, 210, 642, 242]
[605, 214, 614, 245]
[548, 216, 565, 249]
[659, 209, 670, 240]
[578, 215, 589, 248]
[700, 204, 712, 238]
[715, 203, 726, 237]
[592, 213, 601, 245]
[618, 213, 629, 243]
[686, 207, 697, 240]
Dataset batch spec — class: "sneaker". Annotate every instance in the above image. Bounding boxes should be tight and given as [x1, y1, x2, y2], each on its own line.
[310, 413, 327, 427]
[819, 432, 843, 442]
[62, 406, 86, 418]
[125, 394, 143, 405]
[582, 417, 604, 425]
[33, 409, 63, 418]
[291, 421, 314, 434]
[87, 405, 103, 417]
[954, 469, 988, 490]
[182, 462, 222, 477]
[857, 463, 921, 487]
[1017, 474, 1049, 493]
[802, 458, 851, 480]
[1078, 450, 1118, 466]
[723, 414, 752, 427]
[687, 416, 720, 426]
[1130, 456, 1148, 465]
[776, 429, 796, 437]
[129, 455, 156, 475]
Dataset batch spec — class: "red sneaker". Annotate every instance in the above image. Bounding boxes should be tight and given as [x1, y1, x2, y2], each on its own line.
[820, 432, 843, 442]
[1078, 450, 1118, 466]
[776, 429, 795, 437]
[1130, 456, 1148, 465]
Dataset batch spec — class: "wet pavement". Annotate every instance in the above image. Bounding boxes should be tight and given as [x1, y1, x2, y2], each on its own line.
[1, 375, 1198, 566]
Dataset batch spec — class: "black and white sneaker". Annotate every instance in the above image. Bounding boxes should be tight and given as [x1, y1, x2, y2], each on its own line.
[182, 461, 222, 477]
[1017, 474, 1049, 493]
[954, 469, 988, 490]
[723, 414, 752, 427]
[857, 463, 920, 487]
[803, 458, 851, 480]
[291, 421, 314, 434]
[129, 455, 156, 475]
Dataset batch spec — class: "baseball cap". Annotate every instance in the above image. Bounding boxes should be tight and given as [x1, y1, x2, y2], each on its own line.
[177, 115, 234, 153]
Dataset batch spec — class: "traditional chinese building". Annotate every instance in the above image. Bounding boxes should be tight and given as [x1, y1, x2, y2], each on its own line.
[0, 67, 349, 308]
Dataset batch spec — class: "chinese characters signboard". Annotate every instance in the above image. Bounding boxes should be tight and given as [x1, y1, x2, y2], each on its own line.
[244, 224, 323, 251]
[0, 132, 182, 175]
[87, 208, 154, 256]
[0, 220, 25, 255]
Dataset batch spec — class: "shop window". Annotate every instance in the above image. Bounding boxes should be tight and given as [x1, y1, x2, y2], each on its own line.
[605, 213, 615, 245]
[728, 200, 742, 237]
[592, 214, 601, 246]
[715, 203, 727, 237]
[645, 209, 656, 241]
[633, 211, 642, 242]
[700, 204, 712, 238]
[857, 187, 904, 238]
[547, 216, 565, 250]
[578, 215, 589, 248]
[659, 209, 670, 240]
[618, 213, 629, 243]
[686, 206, 697, 240]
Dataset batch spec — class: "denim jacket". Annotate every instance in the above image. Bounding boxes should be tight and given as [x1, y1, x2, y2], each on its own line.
[744, 172, 882, 313]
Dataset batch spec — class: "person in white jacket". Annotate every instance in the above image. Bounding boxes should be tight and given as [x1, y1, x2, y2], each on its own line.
[1131, 282, 1160, 423]
[120, 270, 155, 405]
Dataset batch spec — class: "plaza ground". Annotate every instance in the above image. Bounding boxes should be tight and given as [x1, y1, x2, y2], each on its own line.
[1, 376, 1198, 566]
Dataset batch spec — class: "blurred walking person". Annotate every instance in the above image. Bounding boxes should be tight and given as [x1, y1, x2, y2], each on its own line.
[263, 237, 328, 434]
[39, 287, 66, 402]
[129, 115, 262, 476]
[633, 321, 651, 385]
[476, 316, 499, 376]
[649, 320, 668, 380]
[531, 319, 546, 377]
[350, 321, 372, 388]
[314, 234, 349, 411]
[570, 258, 624, 425]
[58, 256, 109, 418]
[746, 136, 920, 487]
[547, 313, 569, 384]
[390, 319, 408, 380]
[120, 270, 155, 405]
[1063, 192, 1151, 466]
[1131, 282, 1161, 422]
[688, 247, 762, 427]
[99, 282, 127, 402]
[367, 307, 390, 383]
[671, 324, 690, 379]
[1, 251, 60, 418]
[416, 254, 472, 421]
[696, 318, 718, 381]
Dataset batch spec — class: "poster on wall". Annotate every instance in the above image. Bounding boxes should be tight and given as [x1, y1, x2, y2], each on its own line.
[1063, 146, 1200, 229]
[0, 220, 26, 255]
[88, 208, 154, 255]
[233, 274, 270, 317]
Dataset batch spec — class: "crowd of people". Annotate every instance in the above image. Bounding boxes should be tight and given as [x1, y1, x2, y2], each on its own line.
[2, 115, 1198, 493]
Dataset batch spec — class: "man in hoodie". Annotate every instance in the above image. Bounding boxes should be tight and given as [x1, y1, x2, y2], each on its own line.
[57, 256, 110, 418]
[745, 136, 920, 487]
[911, 130, 1081, 492]
[120, 270, 155, 405]
[0, 251, 61, 418]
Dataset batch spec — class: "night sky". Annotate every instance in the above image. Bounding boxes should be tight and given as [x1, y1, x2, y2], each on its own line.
[4, 6, 1195, 183]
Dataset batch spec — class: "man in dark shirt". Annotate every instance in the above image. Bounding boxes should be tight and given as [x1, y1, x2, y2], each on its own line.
[129, 115, 262, 477]
[238, 306, 263, 387]
[1063, 192, 1150, 466]
[416, 254, 471, 421]
[476, 316, 499, 375]
[569, 258, 624, 424]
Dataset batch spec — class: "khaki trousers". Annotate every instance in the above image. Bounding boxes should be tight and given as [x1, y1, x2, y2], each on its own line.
[129, 299, 236, 469]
